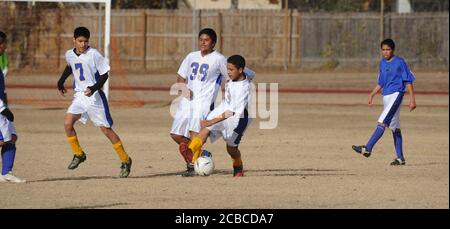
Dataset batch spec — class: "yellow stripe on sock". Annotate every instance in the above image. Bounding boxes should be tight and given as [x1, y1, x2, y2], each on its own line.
[67, 136, 83, 156]
[113, 141, 129, 163]
[189, 137, 203, 163]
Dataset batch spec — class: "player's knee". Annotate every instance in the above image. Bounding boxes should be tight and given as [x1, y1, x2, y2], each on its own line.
[377, 122, 387, 128]
[392, 128, 401, 133]
[226, 145, 240, 158]
[100, 126, 112, 134]
[64, 120, 74, 130]
[11, 134, 18, 143]
[0, 141, 4, 147]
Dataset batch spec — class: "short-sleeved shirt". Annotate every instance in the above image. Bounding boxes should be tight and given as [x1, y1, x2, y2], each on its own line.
[177, 50, 228, 105]
[377, 56, 416, 96]
[224, 76, 252, 118]
[65, 47, 110, 92]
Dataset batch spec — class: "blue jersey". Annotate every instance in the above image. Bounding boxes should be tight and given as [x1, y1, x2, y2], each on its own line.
[377, 56, 415, 96]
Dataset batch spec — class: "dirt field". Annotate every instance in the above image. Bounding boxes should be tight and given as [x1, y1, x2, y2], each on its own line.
[0, 71, 448, 209]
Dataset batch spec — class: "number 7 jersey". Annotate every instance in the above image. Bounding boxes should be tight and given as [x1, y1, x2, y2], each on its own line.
[65, 47, 110, 92]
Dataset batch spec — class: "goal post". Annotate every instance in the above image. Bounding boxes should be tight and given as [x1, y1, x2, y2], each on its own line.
[3, 0, 112, 99]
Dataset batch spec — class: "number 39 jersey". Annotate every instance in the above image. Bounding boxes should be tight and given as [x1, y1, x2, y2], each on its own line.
[65, 47, 110, 92]
[177, 50, 228, 105]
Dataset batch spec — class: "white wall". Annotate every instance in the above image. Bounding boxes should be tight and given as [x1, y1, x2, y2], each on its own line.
[239, 0, 282, 9]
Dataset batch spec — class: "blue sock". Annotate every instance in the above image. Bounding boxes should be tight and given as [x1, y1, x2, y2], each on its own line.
[1, 144, 16, 175]
[366, 124, 385, 152]
[393, 129, 404, 160]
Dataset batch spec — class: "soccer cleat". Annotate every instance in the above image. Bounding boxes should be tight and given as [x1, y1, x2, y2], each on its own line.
[181, 163, 197, 177]
[67, 153, 87, 170]
[179, 142, 193, 164]
[390, 158, 406, 166]
[0, 172, 26, 183]
[352, 145, 371, 157]
[119, 157, 132, 178]
[233, 166, 244, 177]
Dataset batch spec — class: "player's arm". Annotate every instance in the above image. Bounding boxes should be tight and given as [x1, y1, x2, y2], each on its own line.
[0, 99, 13, 122]
[85, 72, 109, 96]
[201, 110, 234, 129]
[406, 83, 416, 112]
[57, 65, 72, 96]
[368, 85, 382, 106]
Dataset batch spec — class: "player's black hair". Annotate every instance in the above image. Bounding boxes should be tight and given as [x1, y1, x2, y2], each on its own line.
[381, 38, 395, 50]
[74, 27, 90, 39]
[0, 31, 6, 43]
[227, 55, 246, 70]
[198, 28, 217, 44]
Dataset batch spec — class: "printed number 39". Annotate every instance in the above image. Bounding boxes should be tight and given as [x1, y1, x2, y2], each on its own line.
[189, 62, 209, 81]
[75, 63, 85, 81]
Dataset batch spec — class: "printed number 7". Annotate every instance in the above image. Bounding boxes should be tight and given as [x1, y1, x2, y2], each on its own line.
[75, 63, 85, 81]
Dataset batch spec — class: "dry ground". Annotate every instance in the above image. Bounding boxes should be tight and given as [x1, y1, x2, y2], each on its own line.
[0, 71, 448, 209]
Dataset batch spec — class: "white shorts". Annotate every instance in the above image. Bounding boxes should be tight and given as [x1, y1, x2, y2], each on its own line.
[378, 92, 404, 130]
[67, 90, 113, 128]
[170, 98, 214, 138]
[206, 104, 251, 147]
[0, 115, 17, 142]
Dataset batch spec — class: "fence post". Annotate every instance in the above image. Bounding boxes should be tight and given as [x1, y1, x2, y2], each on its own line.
[380, 0, 385, 42]
[217, 11, 223, 52]
[143, 11, 147, 71]
[297, 12, 302, 67]
[284, 2, 289, 70]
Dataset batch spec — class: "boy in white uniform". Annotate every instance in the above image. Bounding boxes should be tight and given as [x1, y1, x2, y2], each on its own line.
[187, 55, 253, 177]
[57, 27, 132, 178]
[0, 31, 26, 183]
[170, 28, 255, 177]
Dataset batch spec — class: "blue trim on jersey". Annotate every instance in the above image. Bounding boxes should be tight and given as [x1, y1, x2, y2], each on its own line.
[233, 109, 249, 145]
[210, 103, 214, 111]
[94, 71, 100, 82]
[383, 92, 404, 126]
[98, 90, 114, 127]
[215, 74, 222, 85]
[0, 130, 4, 141]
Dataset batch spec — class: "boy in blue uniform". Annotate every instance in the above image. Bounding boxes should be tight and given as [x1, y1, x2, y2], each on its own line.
[352, 39, 417, 166]
[0, 32, 26, 183]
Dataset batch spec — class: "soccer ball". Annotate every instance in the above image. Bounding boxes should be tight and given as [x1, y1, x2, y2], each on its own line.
[194, 150, 215, 176]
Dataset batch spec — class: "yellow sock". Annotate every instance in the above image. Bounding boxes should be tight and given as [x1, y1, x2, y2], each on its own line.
[113, 141, 130, 163]
[189, 137, 203, 163]
[232, 157, 243, 167]
[67, 136, 84, 156]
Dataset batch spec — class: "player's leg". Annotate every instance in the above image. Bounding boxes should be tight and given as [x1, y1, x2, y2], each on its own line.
[99, 127, 132, 178]
[390, 128, 406, 165]
[189, 128, 210, 163]
[170, 98, 194, 165]
[87, 90, 132, 177]
[353, 92, 403, 157]
[64, 113, 87, 169]
[0, 134, 25, 183]
[226, 145, 244, 177]
[389, 106, 405, 165]
[224, 117, 249, 177]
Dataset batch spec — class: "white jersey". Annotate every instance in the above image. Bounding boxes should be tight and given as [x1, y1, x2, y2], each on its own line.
[65, 47, 110, 92]
[172, 50, 255, 138]
[206, 76, 252, 146]
[177, 50, 228, 106]
[222, 76, 252, 119]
